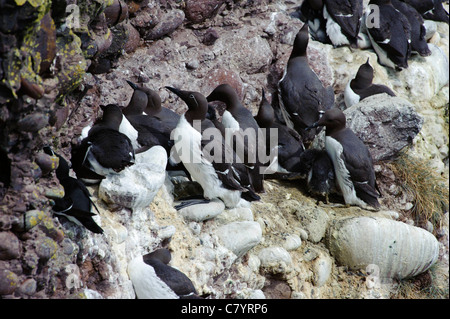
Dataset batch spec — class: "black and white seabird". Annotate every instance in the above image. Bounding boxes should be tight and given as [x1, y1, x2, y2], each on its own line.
[128, 249, 200, 299]
[124, 81, 191, 178]
[44, 147, 104, 234]
[322, 0, 364, 47]
[366, 0, 412, 70]
[298, 148, 336, 203]
[401, 0, 449, 24]
[392, 0, 432, 56]
[254, 89, 305, 175]
[125, 80, 180, 126]
[206, 83, 265, 193]
[71, 105, 135, 184]
[166, 86, 260, 208]
[122, 81, 180, 156]
[308, 108, 381, 209]
[344, 58, 396, 108]
[277, 23, 335, 147]
[296, 0, 330, 44]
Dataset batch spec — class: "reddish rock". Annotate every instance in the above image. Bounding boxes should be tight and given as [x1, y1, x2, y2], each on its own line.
[0, 269, 19, 295]
[104, 0, 129, 26]
[204, 67, 244, 99]
[202, 28, 219, 46]
[124, 22, 140, 53]
[143, 9, 185, 40]
[184, 0, 226, 24]
[0, 232, 21, 260]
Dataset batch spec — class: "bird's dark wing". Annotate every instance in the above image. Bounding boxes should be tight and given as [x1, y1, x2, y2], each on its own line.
[325, 0, 363, 41]
[148, 259, 197, 297]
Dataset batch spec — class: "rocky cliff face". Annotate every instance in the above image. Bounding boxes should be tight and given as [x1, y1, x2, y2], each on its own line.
[0, 0, 448, 299]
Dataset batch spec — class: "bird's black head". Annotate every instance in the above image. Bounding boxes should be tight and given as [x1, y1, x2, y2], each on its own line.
[352, 58, 374, 89]
[166, 86, 208, 124]
[124, 81, 148, 116]
[255, 89, 275, 128]
[206, 83, 240, 108]
[290, 23, 309, 59]
[307, 108, 346, 135]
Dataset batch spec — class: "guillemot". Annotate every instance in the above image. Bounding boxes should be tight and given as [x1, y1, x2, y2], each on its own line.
[366, 0, 412, 70]
[277, 23, 335, 147]
[296, 0, 330, 44]
[402, 0, 449, 24]
[298, 148, 336, 204]
[308, 108, 381, 209]
[44, 147, 103, 234]
[344, 58, 396, 108]
[254, 89, 305, 175]
[128, 249, 200, 299]
[71, 104, 135, 184]
[125, 80, 180, 126]
[392, 0, 431, 56]
[166, 86, 260, 208]
[322, 0, 364, 47]
[206, 83, 265, 193]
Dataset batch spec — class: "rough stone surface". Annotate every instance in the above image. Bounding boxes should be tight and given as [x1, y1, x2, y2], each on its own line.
[345, 94, 424, 162]
[0, 232, 21, 260]
[0, 0, 448, 300]
[177, 199, 225, 222]
[184, 0, 227, 24]
[326, 217, 440, 279]
[99, 146, 167, 211]
[215, 221, 263, 258]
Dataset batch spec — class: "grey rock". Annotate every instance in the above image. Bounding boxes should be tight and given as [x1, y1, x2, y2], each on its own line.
[0, 269, 19, 295]
[345, 94, 424, 162]
[143, 9, 185, 40]
[184, 0, 226, 24]
[326, 216, 440, 279]
[312, 252, 333, 287]
[99, 146, 167, 211]
[258, 246, 292, 268]
[215, 221, 262, 258]
[17, 278, 37, 297]
[212, 29, 273, 75]
[178, 199, 225, 222]
[294, 205, 330, 243]
[283, 234, 302, 251]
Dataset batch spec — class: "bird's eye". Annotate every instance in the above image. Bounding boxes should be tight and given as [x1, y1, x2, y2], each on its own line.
[189, 94, 195, 99]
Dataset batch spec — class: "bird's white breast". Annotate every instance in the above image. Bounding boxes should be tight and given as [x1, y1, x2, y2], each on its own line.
[344, 79, 360, 108]
[127, 256, 178, 299]
[119, 115, 140, 150]
[323, 5, 351, 47]
[325, 136, 366, 207]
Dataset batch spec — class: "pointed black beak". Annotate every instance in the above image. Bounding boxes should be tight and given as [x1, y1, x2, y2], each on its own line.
[165, 86, 181, 96]
[126, 80, 138, 90]
[165, 86, 192, 102]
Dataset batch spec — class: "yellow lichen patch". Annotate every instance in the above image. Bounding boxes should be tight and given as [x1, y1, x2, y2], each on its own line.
[25, 210, 46, 230]
[54, 30, 87, 101]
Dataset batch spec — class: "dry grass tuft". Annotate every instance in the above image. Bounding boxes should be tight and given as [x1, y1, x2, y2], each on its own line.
[389, 151, 449, 229]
